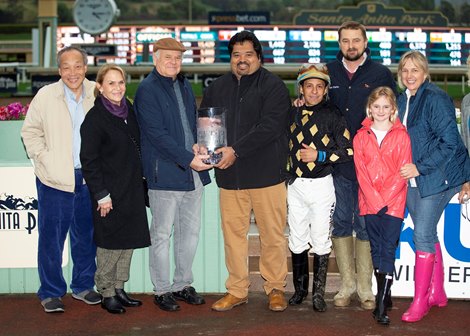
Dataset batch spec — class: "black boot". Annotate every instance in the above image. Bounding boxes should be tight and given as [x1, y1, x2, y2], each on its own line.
[115, 288, 142, 307]
[101, 296, 126, 314]
[375, 273, 393, 325]
[372, 269, 383, 320]
[374, 268, 392, 311]
[312, 253, 329, 312]
[289, 250, 309, 305]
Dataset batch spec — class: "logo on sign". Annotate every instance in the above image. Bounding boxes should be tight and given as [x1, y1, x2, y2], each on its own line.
[0, 193, 37, 234]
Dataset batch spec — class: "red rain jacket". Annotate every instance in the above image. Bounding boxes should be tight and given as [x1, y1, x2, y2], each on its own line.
[353, 117, 412, 218]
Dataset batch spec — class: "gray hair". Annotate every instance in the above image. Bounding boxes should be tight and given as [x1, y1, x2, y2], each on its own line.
[57, 46, 88, 67]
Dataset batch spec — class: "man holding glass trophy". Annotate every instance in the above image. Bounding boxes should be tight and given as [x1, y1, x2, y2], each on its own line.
[200, 31, 291, 312]
[134, 38, 212, 312]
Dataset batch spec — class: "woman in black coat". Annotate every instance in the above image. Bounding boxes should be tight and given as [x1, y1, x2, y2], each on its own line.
[80, 64, 150, 314]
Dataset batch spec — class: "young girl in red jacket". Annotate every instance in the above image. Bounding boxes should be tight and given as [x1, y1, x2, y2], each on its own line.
[353, 86, 412, 326]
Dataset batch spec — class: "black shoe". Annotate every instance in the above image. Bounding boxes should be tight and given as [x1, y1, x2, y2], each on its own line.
[72, 289, 102, 305]
[312, 253, 329, 312]
[173, 286, 205, 305]
[41, 297, 65, 313]
[374, 269, 392, 311]
[101, 296, 126, 314]
[374, 273, 392, 326]
[115, 288, 142, 307]
[289, 250, 309, 306]
[154, 292, 180, 311]
[289, 290, 308, 305]
[312, 293, 327, 312]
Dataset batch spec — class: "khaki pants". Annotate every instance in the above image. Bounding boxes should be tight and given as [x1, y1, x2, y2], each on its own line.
[220, 182, 288, 298]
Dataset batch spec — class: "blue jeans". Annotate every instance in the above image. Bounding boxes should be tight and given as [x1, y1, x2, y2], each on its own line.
[332, 173, 368, 240]
[36, 170, 96, 301]
[365, 214, 402, 273]
[406, 185, 459, 253]
[148, 172, 203, 294]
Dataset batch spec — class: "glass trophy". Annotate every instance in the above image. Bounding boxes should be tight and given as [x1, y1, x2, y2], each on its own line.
[197, 107, 227, 164]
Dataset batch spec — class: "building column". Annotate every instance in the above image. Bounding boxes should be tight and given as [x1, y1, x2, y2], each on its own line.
[38, 0, 58, 67]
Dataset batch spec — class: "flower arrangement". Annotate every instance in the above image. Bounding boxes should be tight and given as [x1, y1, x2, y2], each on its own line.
[0, 102, 29, 121]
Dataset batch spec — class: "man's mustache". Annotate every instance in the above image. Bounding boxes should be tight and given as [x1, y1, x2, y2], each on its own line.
[237, 62, 249, 67]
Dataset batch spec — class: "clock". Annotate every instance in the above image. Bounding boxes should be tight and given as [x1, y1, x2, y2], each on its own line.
[73, 0, 120, 36]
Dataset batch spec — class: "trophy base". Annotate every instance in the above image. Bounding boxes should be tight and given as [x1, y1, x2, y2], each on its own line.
[202, 151, 223, 165]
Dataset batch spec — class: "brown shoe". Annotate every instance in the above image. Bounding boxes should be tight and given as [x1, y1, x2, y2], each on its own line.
[268, 289, 287, 312]
[211, 293, 248, 312]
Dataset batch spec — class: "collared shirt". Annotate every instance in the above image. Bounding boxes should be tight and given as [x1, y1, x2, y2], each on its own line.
[342, 51, 368, 74]
[173, 79, 194, 152]
[63, 84, 85, 169]
[403, 89, 417, 187]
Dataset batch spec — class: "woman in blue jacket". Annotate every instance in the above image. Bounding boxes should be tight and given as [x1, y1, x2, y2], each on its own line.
[397, 50, 470, 323]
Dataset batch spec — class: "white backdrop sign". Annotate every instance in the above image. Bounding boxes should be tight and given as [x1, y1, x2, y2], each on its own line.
[1, 167, 469, 298]
[393, 195, 470, 298]
[0, 167, 69, 268]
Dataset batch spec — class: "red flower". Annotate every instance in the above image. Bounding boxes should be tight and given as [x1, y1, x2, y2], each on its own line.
[0, 102, 29, 120]
[0, 106, 8, 120]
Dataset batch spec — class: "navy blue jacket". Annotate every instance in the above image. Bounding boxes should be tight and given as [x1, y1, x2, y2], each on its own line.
[398, 80, 470, 198]
[134, 68, 210, 191]
[327, 49, 396, 180]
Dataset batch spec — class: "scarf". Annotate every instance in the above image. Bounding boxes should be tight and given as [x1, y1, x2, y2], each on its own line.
[100, 95, 128, 119]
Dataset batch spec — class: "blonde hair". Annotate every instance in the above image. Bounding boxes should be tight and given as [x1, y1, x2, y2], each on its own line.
[366, 86, 398, 123]
[397, 50, 430, 90]
[94, 64, 126, 97]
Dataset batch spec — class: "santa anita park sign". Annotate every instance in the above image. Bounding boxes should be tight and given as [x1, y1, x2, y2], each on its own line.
[294, 2, 449, 27]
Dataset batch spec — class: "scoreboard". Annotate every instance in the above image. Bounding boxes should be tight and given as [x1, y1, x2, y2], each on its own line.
[57, 25, 470, 67]
[210, 26, 469, 66]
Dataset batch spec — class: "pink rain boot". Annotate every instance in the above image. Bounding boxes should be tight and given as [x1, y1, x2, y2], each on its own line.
[428, 243, 448, 308]
[401, 251, 435, 323]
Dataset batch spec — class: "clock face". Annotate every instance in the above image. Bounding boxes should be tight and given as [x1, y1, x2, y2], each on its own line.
[73, 0, 118, 35]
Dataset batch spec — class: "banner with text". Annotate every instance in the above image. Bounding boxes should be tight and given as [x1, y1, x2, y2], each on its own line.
[392, 195, 469, 298]
[0, 167, 69, 268]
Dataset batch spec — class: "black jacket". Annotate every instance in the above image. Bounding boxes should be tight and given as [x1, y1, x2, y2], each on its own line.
[327, 49, 397, 180]
[201, 67, 290, 189]
[80, 97, 151, 250]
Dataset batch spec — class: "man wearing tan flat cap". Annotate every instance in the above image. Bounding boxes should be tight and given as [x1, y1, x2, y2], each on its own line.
[134, 37, 212, 312]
